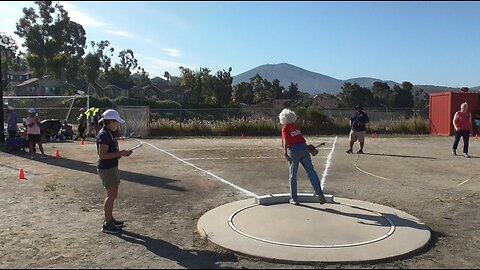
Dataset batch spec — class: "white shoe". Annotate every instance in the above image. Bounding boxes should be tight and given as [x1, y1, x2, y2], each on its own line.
[289, 198, 299, 205]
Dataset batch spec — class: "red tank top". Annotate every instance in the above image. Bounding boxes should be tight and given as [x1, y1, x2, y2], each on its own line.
[454, 111, 471, 131]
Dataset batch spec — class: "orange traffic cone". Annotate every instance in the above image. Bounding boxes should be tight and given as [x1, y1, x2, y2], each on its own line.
[372, 132, 376, 139]
[19, 168, 25, 180]
[475, 134, 478, 141]
[55, 150, 61, 158]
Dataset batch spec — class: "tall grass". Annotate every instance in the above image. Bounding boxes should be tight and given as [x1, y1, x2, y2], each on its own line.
[150, 116, 429, 136]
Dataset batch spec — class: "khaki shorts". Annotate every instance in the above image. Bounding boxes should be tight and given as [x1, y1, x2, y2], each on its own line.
[98, 167, 120, 189]
[349, 130, 366, 143]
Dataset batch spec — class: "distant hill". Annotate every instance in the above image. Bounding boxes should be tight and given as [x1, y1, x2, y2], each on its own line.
[232, 63, 343, 94]
[232, 63, 480, 95]
[413, 85, 480, 95]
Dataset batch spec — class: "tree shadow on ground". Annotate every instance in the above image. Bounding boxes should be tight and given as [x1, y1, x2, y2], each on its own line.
[8, 152, 187, 192]
[116, 230, 238, 269]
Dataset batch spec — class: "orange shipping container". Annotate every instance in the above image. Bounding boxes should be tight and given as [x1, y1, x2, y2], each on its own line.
[429, 92, 479, 136]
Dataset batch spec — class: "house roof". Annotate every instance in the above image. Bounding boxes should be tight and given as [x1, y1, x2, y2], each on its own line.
[6, 81, 21, 88]
[95, 79, 112, 89]
[112, 80, 136, 90]
[16, 78, 39, 87]
[103, 84, 123, 91]
[7, 70, 32, 76]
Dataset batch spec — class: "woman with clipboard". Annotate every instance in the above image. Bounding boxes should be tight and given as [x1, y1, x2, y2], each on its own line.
[96, 109, 133, 234]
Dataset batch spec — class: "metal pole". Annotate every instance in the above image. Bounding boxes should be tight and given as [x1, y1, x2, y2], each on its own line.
[87, 83, 90, 110]
[0, 44, 5, 143]
[273, 87, 277, 130]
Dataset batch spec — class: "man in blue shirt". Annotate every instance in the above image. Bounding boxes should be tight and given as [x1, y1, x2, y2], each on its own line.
[6, 106, 18, 138]
[346, 105, 370, 154]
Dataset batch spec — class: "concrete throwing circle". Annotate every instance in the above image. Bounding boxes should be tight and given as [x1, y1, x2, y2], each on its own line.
[197, 194, 431, 263]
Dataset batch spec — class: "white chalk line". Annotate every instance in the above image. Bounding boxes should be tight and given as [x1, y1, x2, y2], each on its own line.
[355, 155, 392, 181]
[183, 156, 328, 161]
[457, 175, 477, 186]
[320, 136, 337, 191]
[139, 140, 258, 198]
[164, 147, 333, 151]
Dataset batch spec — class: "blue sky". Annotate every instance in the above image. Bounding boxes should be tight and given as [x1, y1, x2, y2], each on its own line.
[1, 1, 480, 87]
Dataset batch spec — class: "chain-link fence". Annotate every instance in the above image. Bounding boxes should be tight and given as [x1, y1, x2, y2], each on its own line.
[4, 102, 430, 137]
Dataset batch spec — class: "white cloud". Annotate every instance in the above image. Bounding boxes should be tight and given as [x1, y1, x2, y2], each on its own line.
[59, 1, 106, 27]
[0, 4, 20, 14]
[146, 57, 192, 77]
[107, 30, 134, 37]
[162, 48, 181, 57]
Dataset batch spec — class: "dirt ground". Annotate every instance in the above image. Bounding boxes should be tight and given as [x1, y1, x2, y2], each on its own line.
[0, 135, 479, 269]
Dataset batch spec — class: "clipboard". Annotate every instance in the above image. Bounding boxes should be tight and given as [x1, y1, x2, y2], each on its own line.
[128, 143, 143, 151]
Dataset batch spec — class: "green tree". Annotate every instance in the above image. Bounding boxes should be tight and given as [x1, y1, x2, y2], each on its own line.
[163, 71, 171, 83]
[132, 68, 150, 87]
[0, 34, 18, 87]
[118, 49, 138, 76]
[103, 49, 140, 87]
[414, 88, 428, 110]
[90, 40, 114, 73]
[272, 79, 285, 99]
[339, 82, 374, 108]
[15, 1, 86, 80]
[285, 82, 300, 99]
[372, 81, 394, 108]
[179, 66, 197, 102]
[212, 67, 233, 106]
[393, 81, 414, 108]
[250, 74, 270, 104]
[84, 53, 101, 85]
[199, 67, 214, 104]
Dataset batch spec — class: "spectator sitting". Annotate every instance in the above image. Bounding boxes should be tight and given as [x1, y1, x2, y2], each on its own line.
[62, 120, 74, 140]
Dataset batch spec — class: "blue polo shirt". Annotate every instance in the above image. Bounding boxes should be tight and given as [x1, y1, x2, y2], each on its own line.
[96, 127, 119, 170]
[351, 111, 370, 132]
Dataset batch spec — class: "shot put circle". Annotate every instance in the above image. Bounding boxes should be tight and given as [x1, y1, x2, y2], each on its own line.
[198, 194, 431, 263]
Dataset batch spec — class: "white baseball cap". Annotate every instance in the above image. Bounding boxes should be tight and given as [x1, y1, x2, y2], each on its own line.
[100, 109, 125, 124]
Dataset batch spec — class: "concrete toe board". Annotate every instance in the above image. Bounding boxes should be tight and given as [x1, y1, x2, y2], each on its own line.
[197, 196, 431, 263]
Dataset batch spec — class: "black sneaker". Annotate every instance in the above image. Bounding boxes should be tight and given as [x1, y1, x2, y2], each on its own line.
[357, 150, 364, 154]
[346, 149, 353, 154]
[102, 221, 122, 234]
[289, 198, 299, 205]
[318, 194, 327, 204]
[464, 153, 470, 158]
[452, 150, 457, 156]
[112, 218, 125, 228]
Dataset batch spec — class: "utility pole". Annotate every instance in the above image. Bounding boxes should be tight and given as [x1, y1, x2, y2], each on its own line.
[0, 36, 5, 144]
[273, 87, 277, 130]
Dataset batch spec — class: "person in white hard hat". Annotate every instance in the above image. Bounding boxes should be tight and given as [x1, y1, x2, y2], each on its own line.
[96, 109, 132, 234]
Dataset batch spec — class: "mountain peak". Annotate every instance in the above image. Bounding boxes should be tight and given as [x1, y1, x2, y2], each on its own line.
[232, 63, 397, 95]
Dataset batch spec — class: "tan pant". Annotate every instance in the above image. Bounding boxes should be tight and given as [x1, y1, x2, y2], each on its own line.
[98, 167, 120, 189]
[349, 130, 366, 143]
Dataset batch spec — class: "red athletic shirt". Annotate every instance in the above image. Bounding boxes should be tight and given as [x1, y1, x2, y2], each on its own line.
[282, 123, 306, 149]
[454, 111, 471, 131]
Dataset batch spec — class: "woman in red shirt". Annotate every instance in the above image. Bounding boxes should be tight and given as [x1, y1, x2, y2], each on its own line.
[452, 102, 472, 158]
[279, 108, 327, 205]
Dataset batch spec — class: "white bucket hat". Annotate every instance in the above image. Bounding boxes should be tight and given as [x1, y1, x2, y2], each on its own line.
[100, 109, 125, 124]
